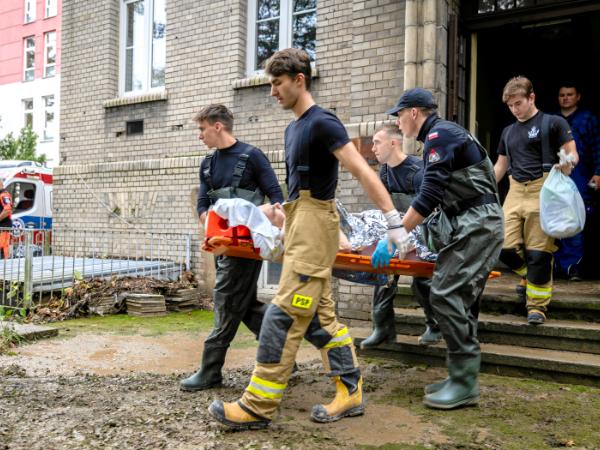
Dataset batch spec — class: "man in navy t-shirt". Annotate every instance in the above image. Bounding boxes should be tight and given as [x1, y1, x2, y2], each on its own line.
[180, 104, 283, 393]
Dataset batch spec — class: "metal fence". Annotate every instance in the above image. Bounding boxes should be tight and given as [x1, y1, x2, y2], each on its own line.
[0, 226, 193, 308]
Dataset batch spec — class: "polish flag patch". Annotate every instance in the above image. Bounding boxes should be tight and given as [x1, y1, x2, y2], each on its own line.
[427, 132, 439, 140]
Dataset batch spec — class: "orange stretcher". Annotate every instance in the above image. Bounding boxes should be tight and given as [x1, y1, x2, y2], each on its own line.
[203, 211, 500, 279]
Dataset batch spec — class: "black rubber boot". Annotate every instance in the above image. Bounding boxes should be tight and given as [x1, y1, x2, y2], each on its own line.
[180, 346, 227, 391]
[423, 356, 480, 409]
[360, 280, 397, 349]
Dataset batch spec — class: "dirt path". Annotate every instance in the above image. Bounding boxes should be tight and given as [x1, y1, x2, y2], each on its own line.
[2, 327, 600, 449]
[0, 332, 320, 376]
[0, 331, 447, 450]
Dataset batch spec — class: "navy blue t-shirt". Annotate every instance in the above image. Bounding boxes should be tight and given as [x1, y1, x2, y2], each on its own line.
[380, 154, 423, 195]
[284, 105, 350, 201]
[197, 140, 284, 216]
[412, 113, 485, 217]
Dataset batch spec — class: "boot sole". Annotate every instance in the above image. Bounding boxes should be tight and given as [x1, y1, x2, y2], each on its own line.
[179, 381, 222, 392]
[311, 404, 365, 423]
[360, 337, 396, 350]
[423, 395, 479, 410]
[207, 403, 270, 430]
[417, 337, 442, 346]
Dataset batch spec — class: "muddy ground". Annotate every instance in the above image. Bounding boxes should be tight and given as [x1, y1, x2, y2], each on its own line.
[1, 312, 600, 450]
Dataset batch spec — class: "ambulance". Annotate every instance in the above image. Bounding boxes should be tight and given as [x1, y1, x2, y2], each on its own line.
[0, 161, 53, 245]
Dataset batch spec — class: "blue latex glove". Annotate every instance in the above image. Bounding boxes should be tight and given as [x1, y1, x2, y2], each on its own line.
[371, 238, 397, 269]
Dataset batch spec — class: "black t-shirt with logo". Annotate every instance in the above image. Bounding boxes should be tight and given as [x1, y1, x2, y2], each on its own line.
[284, 105, 350, 201]
[497, 111, 573, 182]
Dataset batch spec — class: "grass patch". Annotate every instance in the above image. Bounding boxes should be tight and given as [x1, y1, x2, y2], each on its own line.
[46, 310, 253, 339]
[377, 367, 600, 450]
[0, 323, 23, 355]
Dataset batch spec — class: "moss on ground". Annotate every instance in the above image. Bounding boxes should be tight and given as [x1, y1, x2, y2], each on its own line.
[375, 366, 600, 450]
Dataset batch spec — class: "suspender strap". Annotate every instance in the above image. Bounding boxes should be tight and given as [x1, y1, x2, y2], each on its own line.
[298, 122, 311, 191]
[443, 193, 499, 218]
[382, 164, 390, 191]
[540, 113, 554, 172]
[502, 123, 515, 171]
[231, 152, 250, 189]
[202, 153, 214, 190]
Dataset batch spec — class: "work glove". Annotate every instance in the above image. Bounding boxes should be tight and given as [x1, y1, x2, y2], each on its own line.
[385, 209, 411, 258]
[371, 209, 411, 268]
[556, 148, 577, 176]
[372, 238, 396, 269]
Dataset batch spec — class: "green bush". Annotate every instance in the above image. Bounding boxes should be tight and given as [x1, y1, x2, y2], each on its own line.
[0, 126, 47, 164]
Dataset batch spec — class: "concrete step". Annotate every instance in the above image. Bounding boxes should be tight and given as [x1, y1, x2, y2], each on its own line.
[394, 276, 600, 322]
[354, 330, 600, 387]
[393, 308, 600, 355]
[0, 320, 58, 340]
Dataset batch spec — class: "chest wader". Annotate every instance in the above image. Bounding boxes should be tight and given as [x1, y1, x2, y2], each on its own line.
[422, 136, 504, 410]
[180, 151, 267, 392]
[499, 116, 557, 323]
[209, 143, 364, 430]
[361, 182, 441, 349]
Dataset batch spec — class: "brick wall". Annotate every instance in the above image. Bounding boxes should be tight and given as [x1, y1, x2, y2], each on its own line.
[58, 0, 414, 323]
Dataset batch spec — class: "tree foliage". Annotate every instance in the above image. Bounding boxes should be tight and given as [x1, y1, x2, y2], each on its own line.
[0, 126, 47, 164]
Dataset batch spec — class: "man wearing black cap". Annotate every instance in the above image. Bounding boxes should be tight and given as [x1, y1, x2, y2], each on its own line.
[372, 87, 504, 410]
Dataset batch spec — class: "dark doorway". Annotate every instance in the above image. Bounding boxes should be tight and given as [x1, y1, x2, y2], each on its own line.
[475, 12, 600, 158]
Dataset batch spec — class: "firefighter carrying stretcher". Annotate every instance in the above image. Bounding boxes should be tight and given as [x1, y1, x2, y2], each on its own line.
[179, 104, 284, 392]
[208, 48, 408, 430]
[372, 87, 504, 409]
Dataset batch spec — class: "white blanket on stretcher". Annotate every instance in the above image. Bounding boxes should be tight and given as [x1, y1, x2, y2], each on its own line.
[213, 198, 284, 261]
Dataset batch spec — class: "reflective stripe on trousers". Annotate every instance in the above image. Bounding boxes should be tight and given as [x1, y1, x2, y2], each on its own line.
[240, 191, 360, 419]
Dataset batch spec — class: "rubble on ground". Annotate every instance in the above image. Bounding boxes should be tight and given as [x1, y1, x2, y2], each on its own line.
[27, 271, 210, 323]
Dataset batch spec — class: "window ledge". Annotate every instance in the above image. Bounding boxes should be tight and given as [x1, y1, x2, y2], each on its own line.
[232, 67, 319, 90]
[103, 90, 168, 108]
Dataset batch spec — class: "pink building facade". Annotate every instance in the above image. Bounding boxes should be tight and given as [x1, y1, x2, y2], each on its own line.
[0, 0, 61, 166]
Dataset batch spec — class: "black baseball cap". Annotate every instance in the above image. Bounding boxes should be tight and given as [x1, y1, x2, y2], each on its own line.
[386, 88, 438, 116]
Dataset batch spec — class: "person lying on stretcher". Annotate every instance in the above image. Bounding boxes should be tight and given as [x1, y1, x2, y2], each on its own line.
[206, 198, 437, 265]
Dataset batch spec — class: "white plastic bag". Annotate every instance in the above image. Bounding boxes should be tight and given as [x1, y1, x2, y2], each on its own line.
[540, 167, 586, 238]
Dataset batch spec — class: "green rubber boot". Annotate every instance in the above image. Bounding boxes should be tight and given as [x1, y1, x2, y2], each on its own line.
[180, 346, 226, 391]
[423, 356, 480, 409]
[424, 377, 450, 395]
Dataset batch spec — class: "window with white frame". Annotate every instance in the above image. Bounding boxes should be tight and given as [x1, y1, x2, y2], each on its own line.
[257, 261, 283, 297]
[23, 37, 35, 81]
[22, 98, 33, 128]
[120, 0, 166, 95]
[247, 0, 316, 75]
[45, 0, 57, 18]
[43, 95, 55, 141]
[24, 0, 36, 23]
[44, 31, 56, 78]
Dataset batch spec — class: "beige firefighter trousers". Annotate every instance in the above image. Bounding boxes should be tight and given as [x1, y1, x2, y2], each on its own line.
[503, 175, 556, 311]
[240, 191, 359, 419]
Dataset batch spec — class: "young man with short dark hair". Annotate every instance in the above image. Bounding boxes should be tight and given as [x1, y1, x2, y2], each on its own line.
[179, 104, 283, 392]
[208, 48, 404, 430]
[494, 77, 578, 325]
